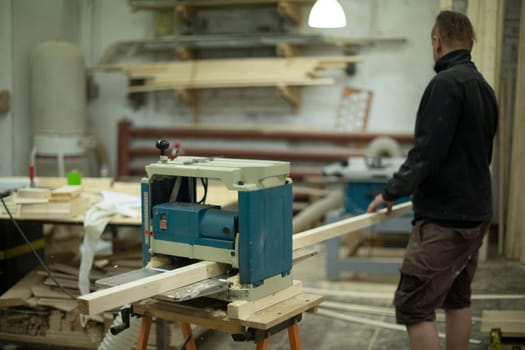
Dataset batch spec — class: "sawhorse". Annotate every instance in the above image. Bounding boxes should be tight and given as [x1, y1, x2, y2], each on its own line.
[132, 292, 323, 350]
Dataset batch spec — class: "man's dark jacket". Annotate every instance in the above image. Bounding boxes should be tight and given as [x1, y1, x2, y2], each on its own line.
[382, 49, 498, 223]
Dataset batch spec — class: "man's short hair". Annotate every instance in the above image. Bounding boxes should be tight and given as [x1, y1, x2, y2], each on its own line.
[433, 11, 475, 47]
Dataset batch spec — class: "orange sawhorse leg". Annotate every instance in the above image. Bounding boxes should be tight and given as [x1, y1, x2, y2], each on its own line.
[287, 323, 301, 350]
[180, 322, 197, 350]
[255, 323, 301, 350]
[136, 314, 153, 350]
[256, 337, 270, 350]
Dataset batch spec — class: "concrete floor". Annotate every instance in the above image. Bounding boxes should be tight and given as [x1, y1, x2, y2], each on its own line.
[195, 241, 525, 350]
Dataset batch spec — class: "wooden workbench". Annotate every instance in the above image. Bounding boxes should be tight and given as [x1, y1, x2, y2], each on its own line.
[0, 177, 238, 225]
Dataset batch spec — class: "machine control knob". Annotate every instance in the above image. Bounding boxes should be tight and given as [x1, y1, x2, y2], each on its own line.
[156, 139, 170, 156]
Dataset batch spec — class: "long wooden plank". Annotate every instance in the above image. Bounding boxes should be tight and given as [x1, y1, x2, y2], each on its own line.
[128, 78, 334, 92]
[316, 309, 481, 344]
[321, 301, 482, 323]
[516, 0, 525, 262]
[103, 56, 363, 93]
[292, 202, 413, 250]
[99, 56, 363, 73]
[130, 0, 314, 8]
[467, 0, 505, 94]
[304, 286, 525, 301]
[481, 310, 525, 336]
[77, 261, 227, 315]
[507, 0, 525, 261]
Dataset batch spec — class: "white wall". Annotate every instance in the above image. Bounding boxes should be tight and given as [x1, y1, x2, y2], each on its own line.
[300, 0, 439, 132]
[0, 0, 14, 176]
[1, 0, 440, 176]
[84, 0, 440, 176]
[0, 0, 82, 176]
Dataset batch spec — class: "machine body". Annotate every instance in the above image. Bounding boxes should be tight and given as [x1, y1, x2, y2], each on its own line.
[141, 156, 293, 297]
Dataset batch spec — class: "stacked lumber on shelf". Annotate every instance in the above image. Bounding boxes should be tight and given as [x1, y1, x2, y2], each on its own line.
[96, 56, 363, 92]
[97, 33, 406, 64]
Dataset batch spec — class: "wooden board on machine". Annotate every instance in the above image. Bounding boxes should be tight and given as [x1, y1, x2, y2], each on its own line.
[77, 203, 412, 315]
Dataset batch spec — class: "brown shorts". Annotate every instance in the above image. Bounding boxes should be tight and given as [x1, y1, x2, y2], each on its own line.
[393, 220, 488, 325]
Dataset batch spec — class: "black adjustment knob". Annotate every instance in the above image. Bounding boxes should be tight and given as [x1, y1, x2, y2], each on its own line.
[156, 139, 170, 156]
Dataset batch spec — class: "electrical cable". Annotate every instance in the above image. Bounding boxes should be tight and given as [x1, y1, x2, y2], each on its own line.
[0, 196, 77, 300]
[199, 177, 208, 205]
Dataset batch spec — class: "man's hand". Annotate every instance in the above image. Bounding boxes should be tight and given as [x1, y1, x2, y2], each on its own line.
[367, 193, 394, 215]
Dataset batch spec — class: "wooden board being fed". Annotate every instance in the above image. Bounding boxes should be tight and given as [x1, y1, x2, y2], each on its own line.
[293, 202, 412, 250]
[77, 203, 412, 315]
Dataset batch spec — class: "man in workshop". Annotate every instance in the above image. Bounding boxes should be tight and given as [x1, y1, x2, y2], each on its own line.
[367, 10, 498, 350]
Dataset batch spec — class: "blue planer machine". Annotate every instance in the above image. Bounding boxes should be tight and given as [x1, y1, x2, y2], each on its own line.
[138, 140, 294, 301]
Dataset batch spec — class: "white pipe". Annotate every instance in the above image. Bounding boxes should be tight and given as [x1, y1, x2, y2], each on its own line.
[98, 313, 142, 350]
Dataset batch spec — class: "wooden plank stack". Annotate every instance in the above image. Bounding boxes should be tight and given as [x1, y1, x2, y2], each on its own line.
[97, 56, 363, 92]
[18, 185, 89, 219]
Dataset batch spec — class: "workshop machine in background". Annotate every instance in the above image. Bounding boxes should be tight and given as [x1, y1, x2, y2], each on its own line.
[323, 156, 412, 279]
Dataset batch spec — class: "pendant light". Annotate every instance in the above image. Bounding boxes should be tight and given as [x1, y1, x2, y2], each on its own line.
[308, 0, 347, 28]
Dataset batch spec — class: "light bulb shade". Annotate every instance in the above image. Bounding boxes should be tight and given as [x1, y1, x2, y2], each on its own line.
[308, 0, 347, 28]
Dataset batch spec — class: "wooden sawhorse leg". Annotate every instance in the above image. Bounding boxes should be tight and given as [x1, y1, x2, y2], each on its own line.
[255, 323, 302, 350]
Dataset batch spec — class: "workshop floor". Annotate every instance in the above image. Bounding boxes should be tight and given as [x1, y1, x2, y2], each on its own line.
[195, 241, 525, 350]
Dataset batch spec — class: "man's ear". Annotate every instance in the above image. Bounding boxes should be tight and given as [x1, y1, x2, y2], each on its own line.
[433, 35, 443, 55]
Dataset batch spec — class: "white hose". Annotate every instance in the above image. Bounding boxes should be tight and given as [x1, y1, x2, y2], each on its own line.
[365, 136, 402, 158]
[98, 313, 142, 350]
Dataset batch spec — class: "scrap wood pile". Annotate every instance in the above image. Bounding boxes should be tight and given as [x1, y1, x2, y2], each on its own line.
[0, 255, 200, 349]
[0, 270, 107, 348]
[0, 225, 146, 349]
[95, 55, 363, 92]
